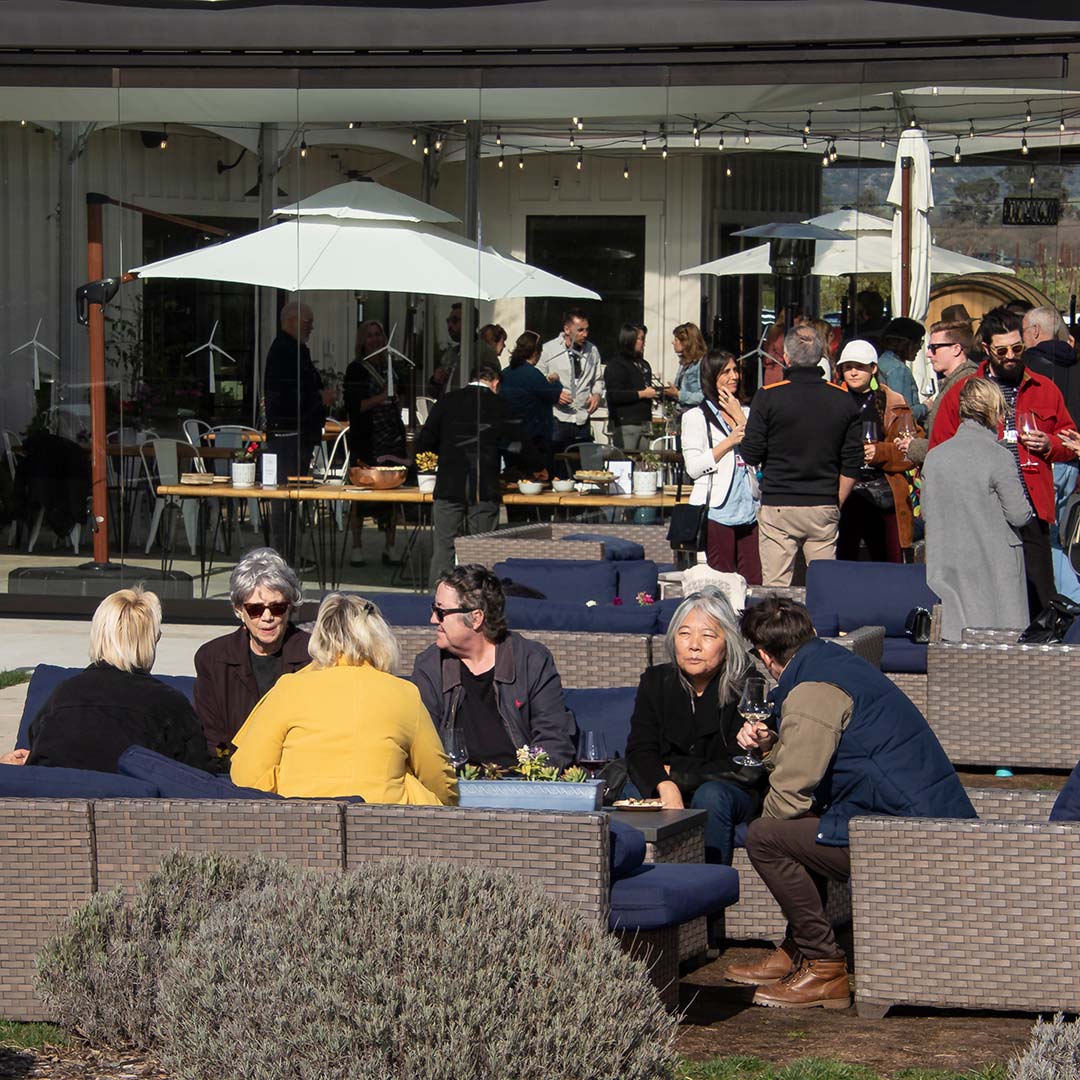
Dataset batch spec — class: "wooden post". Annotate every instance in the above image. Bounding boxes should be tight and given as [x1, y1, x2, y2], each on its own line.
[86, 194, 110, 566]
[900, 156, 913, 318]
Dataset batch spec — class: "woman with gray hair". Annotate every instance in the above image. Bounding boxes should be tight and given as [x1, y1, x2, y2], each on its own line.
[194, 548, 311, 757]
[230, 593, 456, 804]
[625, 587, 764, 865]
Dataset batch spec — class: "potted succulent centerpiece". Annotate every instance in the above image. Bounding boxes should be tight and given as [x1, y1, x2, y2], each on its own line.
[415, 450, 438, 493]
[230, 444, 258, 488]
[456, 746, 604, 811]
[632, 450, 663, 497]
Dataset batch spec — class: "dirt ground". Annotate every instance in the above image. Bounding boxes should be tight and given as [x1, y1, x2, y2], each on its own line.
[675, 945, 1037, 1076]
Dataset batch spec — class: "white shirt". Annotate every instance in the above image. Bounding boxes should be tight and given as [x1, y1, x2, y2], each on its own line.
[538, 335, 604, 426]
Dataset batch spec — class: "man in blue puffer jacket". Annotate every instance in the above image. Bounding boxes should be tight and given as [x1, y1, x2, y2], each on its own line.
[725, 598, 974, 1010]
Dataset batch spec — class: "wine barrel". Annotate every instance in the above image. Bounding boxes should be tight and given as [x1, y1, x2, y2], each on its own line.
[926, 273, 1053, 329]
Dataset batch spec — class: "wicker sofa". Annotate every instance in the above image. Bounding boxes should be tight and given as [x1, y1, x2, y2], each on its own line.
[850, 788, 1078, 1018]
[455, 522, 676, 567]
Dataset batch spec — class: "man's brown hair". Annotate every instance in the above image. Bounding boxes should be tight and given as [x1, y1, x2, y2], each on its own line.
[740, 597, 815, 666]
[929, 319, 974, 355]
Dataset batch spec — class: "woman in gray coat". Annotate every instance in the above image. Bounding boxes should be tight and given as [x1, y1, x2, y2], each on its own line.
[922, 377, 1032, 641]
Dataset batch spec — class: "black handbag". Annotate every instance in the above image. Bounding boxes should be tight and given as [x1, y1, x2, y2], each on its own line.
[1019, 594, 1080, 644]
[904, 606, 932, 644]
[851, 471, 895, 512]
[667, 404, 715, 552]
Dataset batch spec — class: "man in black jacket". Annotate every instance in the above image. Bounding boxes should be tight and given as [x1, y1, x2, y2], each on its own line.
[740, 325, 864, 586]
[416, 360, 524, 587]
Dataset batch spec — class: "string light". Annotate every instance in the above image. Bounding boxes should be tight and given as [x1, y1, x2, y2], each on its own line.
[821, 149, 830, 168]
[930, 157, 936, 175]
[422, 139, 430, 156]
[434, 134, 443, 152]
[968, 119, 975, 139]
[159, 124, 168, 151]
[347, 121, 356, 129]
[19, 119, 26, 127]
[573, 116, 584, 131]
[576, 150, 583, 171]
[410, 132, 418, 146]
[725, 164, 732, 178]
[718, 132, 725, 151]
[1029, 165, 1037, 187]
[623, 161, 630, 180]
[743, 127, 751, 145]
[802, 132, 808, 149]
[299, 137, 307, 158]
[910, 114, 919, 128]
[1021, 130, 1029, 155]
[931, 85, 939, 96]
[661, 136, 668, 160]
[498, 148, 504, 169]
[953, 139, 961, 164]
[569, 129, 576, 148]
[880, 129, 887, 148]
[518, 152, 524, 170]
[641, 132, 648, 151]
[829, 138, 838, 163]
[803, 111, 812, 135]
[1025, 101, 1032, 123]
[692, 117, 700, 146]
[495, 129, 502, 146]
[1061, 114, 1067, 134]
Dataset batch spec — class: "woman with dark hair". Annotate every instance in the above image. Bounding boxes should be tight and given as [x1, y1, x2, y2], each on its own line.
[605, 322, 665, 451]
[681, 349, 761, 583]
[876, 317, 928, 424]
[499, 330, 565, 475]
[833, 340, 918, 563]
[478, 323, 508, 359]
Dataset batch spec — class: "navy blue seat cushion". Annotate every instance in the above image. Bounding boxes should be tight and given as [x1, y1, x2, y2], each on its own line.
[810, 610, 841, 637]
[561, 534, 646, 561]
[654, 597, 682, 633]
[880, 637, 928, 674]
[0, 762, 160, 799]
[17, 664, 196, 750]
[1062, 620, 1080, 645]
[494, 559, 619, 604]
[615, 560, 659, 602]
[118, 746, 282, 800]
[564, 686, 637, 757]
[609, 862, 740, 931]
[610, 818, 647, 880]
[362, 592, 436, 627]
[806, 560, 939, 639]
[1049, 759, 1080, 821]
[505, 597, 660, 634]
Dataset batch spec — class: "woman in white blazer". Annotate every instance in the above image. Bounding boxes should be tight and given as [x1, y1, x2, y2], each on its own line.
[681, 350, 762, 583]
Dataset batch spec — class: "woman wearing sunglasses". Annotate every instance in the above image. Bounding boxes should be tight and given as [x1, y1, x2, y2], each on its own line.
[194, 548, 311, 759]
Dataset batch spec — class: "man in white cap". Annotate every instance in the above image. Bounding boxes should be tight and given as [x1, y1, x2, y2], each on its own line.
[740, 326, 865, 586]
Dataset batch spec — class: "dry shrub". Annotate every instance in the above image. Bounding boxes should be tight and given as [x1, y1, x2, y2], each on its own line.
[1010, 1013, 1080, 1080]
[36, 852, 299, 1048]
[155, 859, 678, 1080]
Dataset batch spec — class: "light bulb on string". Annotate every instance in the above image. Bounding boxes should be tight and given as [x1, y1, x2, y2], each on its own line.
[829, 138, 838, 163]
[434, 134, 443, 152]
[1061, 114, 1067, 134]
[411, 132, 418, 147]
[661, 138, 668, 160]
[159, 124, 168, 151]
[347, 121, 355, 130]
[822, 149, 830, 168]
[641, 132, 648, 152]
[498, 148, 504, 169]
[518, 152, 525, 170]
[623, 161, 630, 180]
[968, 119, 975, 139]
[1029, 165, 1036, 187]
[422, 140, 430, 156]
[910, 114, 919, 128]
[930, 157, 936, 175]
[1025, 102, 1032, 123]
[880, 129, 887, 148]
[802, 132, 808, 149]
[931, 85, 939, 96]
[19, 119, 27, 127]
[804, 111, 812, 135]
[692, 117, 700, 140]
[299, 137, 308, 159]
[953, 139, 961, 164]
[718, 132, 725, 151]
[743, 127, 751, 145]
[1021, 130, 1029, 155]
[725, 164, 732, 178]
[495, 129, 502, 146]
[569, 129, 576, 148]
[576, 151, 583, 171]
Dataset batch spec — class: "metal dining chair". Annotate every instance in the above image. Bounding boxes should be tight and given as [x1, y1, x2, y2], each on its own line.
[141, 439, 199, 559]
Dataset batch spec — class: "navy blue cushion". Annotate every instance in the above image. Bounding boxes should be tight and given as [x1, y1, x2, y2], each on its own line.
[494, 560, 619, 605]
[806, 560, 939, 639]
[615, 560, 659, 602]
[610, 818, 647, 880]
[0, 762, 160, 799]
[561, 534, 646, 561]
[118, 746, 282, 800]
[17, 665, 196, 750]
[654, 597, 682, 633]
[564, 687, 637, 757]
[810, 610, 841, 637]
[609, 862, 740, 931]
[1049, 760, 1080, 821]
[363, 592, 438, 627]
[1062, 620, 1080, 645]
[505, 598, 660, 634]
[880, 637, 928, 674]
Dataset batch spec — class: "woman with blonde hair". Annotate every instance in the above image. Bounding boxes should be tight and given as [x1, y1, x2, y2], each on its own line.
[230, 593, 457, 804]
[672, 322, 708, 408]
[26, 588, 217, 774]
[923, 377, 1032, 640]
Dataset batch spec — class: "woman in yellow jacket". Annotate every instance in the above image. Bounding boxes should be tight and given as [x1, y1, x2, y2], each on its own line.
[230, 593, 457, 805]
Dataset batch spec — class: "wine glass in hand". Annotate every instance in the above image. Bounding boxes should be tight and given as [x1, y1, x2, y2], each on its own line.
[443, 730, 469, 776]
[733, 676, 773, 768]
[577, 731, 611, 780]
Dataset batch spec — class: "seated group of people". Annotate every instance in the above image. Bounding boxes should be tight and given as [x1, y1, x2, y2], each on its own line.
[3, 547, 976, 1011]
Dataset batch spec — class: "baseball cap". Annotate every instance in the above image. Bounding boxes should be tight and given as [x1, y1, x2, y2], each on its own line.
[838, 340, 878, 367]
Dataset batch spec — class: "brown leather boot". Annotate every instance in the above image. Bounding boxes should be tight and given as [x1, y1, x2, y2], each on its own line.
[751, 957, 851, 1009]
[723, 944, 797, 986]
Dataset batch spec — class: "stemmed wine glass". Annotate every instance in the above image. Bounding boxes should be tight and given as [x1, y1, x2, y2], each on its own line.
[1017, 411, 1039, 438]
[861, 420, 876, 469]
[577, 731, 611, 780]
[732, 676, 773, 768]
[443, 730, 469, 776]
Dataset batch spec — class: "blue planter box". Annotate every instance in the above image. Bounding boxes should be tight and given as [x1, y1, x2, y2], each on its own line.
[457, 778, 605, 812]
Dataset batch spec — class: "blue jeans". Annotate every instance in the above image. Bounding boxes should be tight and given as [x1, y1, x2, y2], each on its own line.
[690, 780, 760, 866]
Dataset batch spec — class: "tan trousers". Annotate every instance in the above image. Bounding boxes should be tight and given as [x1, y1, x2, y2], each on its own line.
[757, 504, 840, 587]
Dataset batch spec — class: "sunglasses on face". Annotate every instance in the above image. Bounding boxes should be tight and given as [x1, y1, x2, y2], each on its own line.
[989, 343, 1025, 358]
[927, 341, 959, 354]
[243, 601, 290, 618]
[431, 602, 476, 623]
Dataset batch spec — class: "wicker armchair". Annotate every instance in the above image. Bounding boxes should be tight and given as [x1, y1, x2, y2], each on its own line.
[850, 789, 1076, 1018]
[455, 522, 674, 568]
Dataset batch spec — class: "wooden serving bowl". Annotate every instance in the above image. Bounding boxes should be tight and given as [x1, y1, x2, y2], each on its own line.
[348, 466, 407, 489]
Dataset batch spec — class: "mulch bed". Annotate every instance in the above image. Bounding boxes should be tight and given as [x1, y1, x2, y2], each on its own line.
[0, 1046, 165, 1080]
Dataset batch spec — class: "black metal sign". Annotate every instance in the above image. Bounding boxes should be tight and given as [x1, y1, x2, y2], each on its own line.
[1002, 197, 1061, 226]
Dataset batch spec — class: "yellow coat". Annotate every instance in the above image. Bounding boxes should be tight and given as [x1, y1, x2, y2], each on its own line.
[230, 660, 458, 805]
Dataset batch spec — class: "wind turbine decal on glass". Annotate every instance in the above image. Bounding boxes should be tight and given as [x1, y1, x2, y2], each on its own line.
[10, 318, 59, 391]
[184, 320, 237, 394]
[361, 323, 413, 400]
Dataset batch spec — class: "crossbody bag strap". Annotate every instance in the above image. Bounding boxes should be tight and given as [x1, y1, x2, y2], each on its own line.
[702, 402, 738, 506]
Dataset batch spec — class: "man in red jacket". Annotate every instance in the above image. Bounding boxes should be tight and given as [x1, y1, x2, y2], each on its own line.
[929, 306, 1075, 617]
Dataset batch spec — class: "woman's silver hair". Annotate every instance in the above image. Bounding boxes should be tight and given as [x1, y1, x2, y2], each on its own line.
[229, 547, 302, 618]
[665, 587, 753, 704]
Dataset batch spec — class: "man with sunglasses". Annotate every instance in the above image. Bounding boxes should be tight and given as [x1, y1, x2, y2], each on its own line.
[412, 565, 576, 770]
[929, 306, 1076, 616]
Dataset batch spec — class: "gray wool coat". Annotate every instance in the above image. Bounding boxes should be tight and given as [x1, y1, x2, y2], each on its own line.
[922, 419, 1033, 641]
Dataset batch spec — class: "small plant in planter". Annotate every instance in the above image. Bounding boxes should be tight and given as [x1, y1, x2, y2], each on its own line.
[414, 451, 438, 492]
[635, 450, 662, 474]
[230, 443, 259, 487]
[457, 745, 604, 811]
[632, 450, 663, 496]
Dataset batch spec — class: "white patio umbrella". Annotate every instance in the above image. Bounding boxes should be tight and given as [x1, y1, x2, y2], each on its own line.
[132, 181, 599, 302]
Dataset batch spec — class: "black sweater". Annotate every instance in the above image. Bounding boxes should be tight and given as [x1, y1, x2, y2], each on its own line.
[740, 366, 864, 506]
[604, 352, 653, 427]
[27, 663, 220, 774]
[263, 331, 326, 443]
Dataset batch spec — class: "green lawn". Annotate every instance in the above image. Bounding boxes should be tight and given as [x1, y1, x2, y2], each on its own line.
[0, 1020, 67, 1049]
[0, 669, 31, 690]
[680, 1058, 1007, 1080]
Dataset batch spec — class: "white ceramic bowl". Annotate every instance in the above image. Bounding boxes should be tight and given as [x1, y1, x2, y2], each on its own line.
[517, 480, 543, 495]
[551, 479, 576, 492]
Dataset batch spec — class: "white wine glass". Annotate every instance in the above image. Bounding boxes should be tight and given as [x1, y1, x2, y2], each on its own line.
[443, 730, 469, 775]
[733, 676, 773, 768]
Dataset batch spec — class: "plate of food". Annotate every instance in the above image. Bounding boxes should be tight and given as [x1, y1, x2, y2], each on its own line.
[611, 797, 665, 811]
[574, 469, 615, 483]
